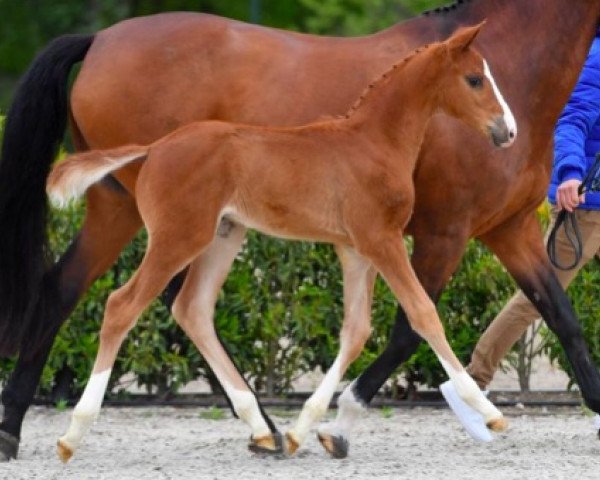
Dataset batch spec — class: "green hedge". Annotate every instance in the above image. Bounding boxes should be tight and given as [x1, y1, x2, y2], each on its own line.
[0, 116, 522, 396]
[0, 113, 598, 400]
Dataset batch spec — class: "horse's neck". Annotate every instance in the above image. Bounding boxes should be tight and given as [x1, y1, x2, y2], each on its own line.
[389, 0, 600, 128]
[347, 48, 441, 158]
[484, 1, 599, 123]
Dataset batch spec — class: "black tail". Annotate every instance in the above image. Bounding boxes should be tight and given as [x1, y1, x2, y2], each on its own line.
[0, 34, 94, 357]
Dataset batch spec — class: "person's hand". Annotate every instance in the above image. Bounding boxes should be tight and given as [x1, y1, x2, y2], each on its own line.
[556, 179, 585, 212]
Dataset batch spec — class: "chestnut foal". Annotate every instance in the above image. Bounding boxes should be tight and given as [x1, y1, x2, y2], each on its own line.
[48, 24, 515, 461]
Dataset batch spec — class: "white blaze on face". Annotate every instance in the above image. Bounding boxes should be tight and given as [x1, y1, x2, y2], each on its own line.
[483, 59, 517, 146]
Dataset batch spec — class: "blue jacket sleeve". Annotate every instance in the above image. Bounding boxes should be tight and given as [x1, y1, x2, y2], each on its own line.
[554, 49, 600, 183]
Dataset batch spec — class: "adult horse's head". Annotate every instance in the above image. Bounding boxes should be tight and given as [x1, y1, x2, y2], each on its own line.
[438, 22, 517, 148]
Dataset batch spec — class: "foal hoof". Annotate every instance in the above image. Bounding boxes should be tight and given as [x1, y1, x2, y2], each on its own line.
[56, 439, 74, 463]
[284, 431, 301, 456]
[0, 431, 19, 461]
[486, 416, 508, 433]
[248, 432, 284, 455]
[317, 432, 349, 459]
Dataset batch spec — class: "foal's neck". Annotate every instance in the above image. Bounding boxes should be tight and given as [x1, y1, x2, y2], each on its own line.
[345, 45, 445, 157]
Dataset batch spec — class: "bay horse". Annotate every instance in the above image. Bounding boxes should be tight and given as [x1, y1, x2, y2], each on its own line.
[47, 24, 514, 461]
[1, 0, 600, 461]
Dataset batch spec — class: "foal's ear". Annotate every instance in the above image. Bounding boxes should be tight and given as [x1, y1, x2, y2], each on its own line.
[446, 20, 486, 55]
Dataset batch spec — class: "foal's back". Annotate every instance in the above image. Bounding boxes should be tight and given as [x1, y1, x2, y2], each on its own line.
[137, 118, 395, 245]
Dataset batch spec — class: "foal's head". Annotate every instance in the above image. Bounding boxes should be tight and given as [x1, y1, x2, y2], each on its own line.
[436, 23, 517, 148]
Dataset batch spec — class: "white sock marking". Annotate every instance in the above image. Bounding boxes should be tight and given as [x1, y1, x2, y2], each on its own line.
[222, 381, 271, 438]
[290, 357, 344, 444]
[318, 379, 365, 439]
[438, 357, 501, 423]
[59, 369, 111, 451]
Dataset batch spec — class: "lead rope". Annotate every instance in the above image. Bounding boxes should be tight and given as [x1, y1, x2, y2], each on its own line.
[547, 152, 600, 270]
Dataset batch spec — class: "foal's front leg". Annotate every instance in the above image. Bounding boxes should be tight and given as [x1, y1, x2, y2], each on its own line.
[363, 235, 506, 431]
[171, 223, 283, 454]
[285, 246, 377, 455]
[322, 232, 470, 457]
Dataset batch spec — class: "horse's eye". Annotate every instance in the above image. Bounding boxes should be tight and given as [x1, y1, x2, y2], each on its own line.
[465, 75, 484, 89]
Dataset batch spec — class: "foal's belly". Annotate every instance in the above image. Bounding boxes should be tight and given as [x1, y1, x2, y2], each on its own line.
[220, 205, 349, 246]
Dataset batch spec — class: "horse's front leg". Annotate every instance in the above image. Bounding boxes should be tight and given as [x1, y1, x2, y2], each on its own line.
[171, 222, 283, 455]
[285, 246, 377, 455]
[0, 186, 142, 462]
[319, 232, 468, 458]
[480, 211, 600, 416]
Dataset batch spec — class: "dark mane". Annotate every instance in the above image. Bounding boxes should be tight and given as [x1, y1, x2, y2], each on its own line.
[422, 0, 473, 16]
[342, 44, 432, 119]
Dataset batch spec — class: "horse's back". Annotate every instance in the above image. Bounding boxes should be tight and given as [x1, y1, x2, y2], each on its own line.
[70, 12, 428, 152]
[72, 13, 250, 147]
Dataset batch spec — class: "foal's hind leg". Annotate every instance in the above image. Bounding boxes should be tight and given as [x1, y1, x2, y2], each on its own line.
[171, 222, 283, 454]
[285, 246, 376, 455]
[57, 235, 204, 462]
[362, 236, 506, 431]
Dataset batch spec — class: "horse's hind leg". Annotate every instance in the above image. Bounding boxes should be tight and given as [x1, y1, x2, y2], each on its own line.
[171, 222, 283, 454]
[0, 184, 141, 461]
[56, 230, 205, 463]
[285, 246, 377, 456]
[362, 235, 506, 431]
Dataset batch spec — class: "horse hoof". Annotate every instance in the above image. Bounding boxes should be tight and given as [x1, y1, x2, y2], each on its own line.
[284, 431, 301, 456]
[486, 416, 508, 432]
[0, 431, 19, 461]
[317, 432, 349, 459]
[56, 439, 73, 463]
[248, 432, 284, 455]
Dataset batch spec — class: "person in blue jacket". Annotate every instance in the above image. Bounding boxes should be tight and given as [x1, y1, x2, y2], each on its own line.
[440, 31, 600, 442]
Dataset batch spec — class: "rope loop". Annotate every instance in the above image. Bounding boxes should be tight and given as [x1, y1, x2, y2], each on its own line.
[547, 152, 600, 270]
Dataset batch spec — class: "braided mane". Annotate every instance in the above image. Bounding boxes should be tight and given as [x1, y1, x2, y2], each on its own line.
[422, 0, 473, 16]
[342, 44, 432, 119]
[341, 0, 476, 119]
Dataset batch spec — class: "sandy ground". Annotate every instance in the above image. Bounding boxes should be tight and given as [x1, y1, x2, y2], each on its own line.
[3, 405, 600, 480]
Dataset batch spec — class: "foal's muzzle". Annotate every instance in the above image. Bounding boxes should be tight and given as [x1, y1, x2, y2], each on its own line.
[489, 116, 516, 148]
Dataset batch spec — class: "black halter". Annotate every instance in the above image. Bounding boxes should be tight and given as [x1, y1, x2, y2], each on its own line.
[547, 152, 600, 270]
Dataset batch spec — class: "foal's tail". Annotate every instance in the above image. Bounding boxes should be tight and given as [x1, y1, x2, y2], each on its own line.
[0, 34, 94, 357]
[47, 146, 149, 208]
